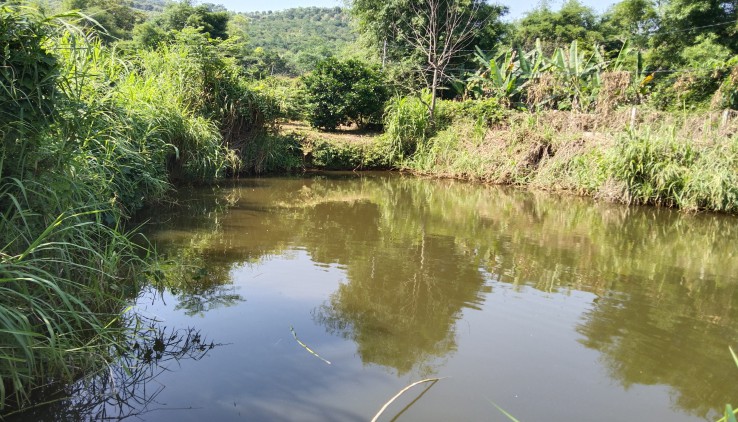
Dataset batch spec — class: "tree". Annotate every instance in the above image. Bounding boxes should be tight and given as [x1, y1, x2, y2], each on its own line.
[601, 0, 658, 50]
[132, 0, 230, 48]
[650, 0, 738, 67]
[350, 0, 507, 113]
[409, 0, 486, 118]
[60, 0, 145, 41]
[351, 0, 505, 119]
[513, 0, 603, 52]
[303, 58, 388, 131]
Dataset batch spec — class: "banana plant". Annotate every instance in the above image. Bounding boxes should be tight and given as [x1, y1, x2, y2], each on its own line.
[545, 40, 607, 111]
[466, 42, 548, 108]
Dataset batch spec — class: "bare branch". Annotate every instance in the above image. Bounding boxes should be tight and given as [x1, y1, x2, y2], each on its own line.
[400, 0, 486, 117]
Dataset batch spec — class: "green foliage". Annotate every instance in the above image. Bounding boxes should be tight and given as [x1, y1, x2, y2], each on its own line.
[466, 44, 546, 106]
[0, 5, 59, 130]
[0, 190, 148, 412]
[306, 138, 389, 170]
[399, 111, 738, 214]
[513, 0, 602, 52]
[601, 0, 658, 50]
[605, 133, 696, 207]
[350, 0, 508, 93]
[303, 58, 388, 131]
[650, 0, 738, 68]
[383, 92, 437, 161]
[60, 0, 146, 41]
[441, 97, 506, 125]
[544, 40, 607, 110]
[464, 39, 632, 112]
[0, 6, 154, 411]
[240, 133, 302, 174]
[132, 0, 230, 48]
[714, 64, 738, 110]
[0, 3, 278, 412]
[243, 7, 356, 75]
[577, 128, 738, 213]
[249, 76, 307, 121]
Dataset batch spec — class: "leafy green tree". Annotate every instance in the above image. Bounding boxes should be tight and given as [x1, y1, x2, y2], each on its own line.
[60, 0, 145, 41]
[513, 0, 603, 52]
[132, 0, 230, 48]
[303, 58, 388, 131]
[601, 0, 658, 50]
[242, 47, 291, 79]
[650, 0, 738, 67]
[349, 0, 507, 91]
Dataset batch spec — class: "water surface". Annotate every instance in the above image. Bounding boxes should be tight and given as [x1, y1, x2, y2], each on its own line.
[123, 172, 738, 421]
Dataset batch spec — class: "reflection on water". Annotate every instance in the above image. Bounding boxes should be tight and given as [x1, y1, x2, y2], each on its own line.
[5, 312, 217, 421]
[124, 172, 738, 421]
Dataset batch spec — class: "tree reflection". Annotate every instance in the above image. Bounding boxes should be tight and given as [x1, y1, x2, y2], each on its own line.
[138, 174, 738, 417]
[3, 316, 219, 421]
[576, 277, 738, 418]
[314, 232, 486, 376]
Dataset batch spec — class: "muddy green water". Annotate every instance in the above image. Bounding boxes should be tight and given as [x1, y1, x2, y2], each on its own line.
[123, 172, 738, 420]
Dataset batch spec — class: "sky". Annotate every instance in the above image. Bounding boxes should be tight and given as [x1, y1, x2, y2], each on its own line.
[213, 0, 618, 20]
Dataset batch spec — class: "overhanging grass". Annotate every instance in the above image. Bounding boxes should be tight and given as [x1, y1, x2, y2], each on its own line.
[0, 178, 148, 411]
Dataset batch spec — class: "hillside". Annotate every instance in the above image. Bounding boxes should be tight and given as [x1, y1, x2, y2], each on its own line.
[129, 0, 165, 12]
[244, 7, 357, 74]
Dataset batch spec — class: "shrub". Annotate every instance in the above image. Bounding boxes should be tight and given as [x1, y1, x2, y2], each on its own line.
[303, 58, 388, 131]
[442, 97, 506, 126]
[249, 76, 308, 121]
[383, 94, 434, 161]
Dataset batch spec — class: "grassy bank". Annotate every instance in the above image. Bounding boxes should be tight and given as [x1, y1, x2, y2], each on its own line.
[375, 94, 738, 214]
[271, 99, 738, 215]
[280, 122, 389, 170]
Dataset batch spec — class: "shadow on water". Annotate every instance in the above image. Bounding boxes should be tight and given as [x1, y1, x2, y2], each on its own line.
[131, 172, 738, 419]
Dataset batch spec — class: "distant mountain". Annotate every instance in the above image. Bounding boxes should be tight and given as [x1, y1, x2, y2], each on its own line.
[244, 7, 357, 74]
[128, 0, 165, 12]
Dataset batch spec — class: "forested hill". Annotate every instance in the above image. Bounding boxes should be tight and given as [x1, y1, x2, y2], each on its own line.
[129, 0, 165, 12]
[243, 7, 357, 75]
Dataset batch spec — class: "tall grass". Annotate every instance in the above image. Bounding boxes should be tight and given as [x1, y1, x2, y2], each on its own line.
[0, 178, 148, 411]
[0, 4, 274, 414]
[383, 91, 437, 161]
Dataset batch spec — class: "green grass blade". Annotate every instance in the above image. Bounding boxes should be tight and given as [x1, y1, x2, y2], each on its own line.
[488, 400, 521, 422]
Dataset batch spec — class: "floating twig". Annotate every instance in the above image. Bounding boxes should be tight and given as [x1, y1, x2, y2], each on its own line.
[371, 377, 446, 422]
[488, 399, 522, 422]
[290, 326, 331, 365]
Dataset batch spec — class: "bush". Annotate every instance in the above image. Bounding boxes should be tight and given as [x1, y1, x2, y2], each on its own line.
[442, 98, 506, 126]
[249, 76, 308, 121]
[307, 138, 390, 170]
[383, 92, 436, 161]
[303, 58, 388, 131]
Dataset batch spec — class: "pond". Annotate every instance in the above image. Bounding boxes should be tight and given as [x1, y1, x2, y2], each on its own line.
[37, 172, 738, 420]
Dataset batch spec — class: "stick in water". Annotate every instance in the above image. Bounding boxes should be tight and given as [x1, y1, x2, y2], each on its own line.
[290, 326, 331, 365]
[371, 377, 446, 422]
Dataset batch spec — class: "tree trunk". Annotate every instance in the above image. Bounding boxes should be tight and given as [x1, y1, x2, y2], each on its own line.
[430, 66, 438, 121]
